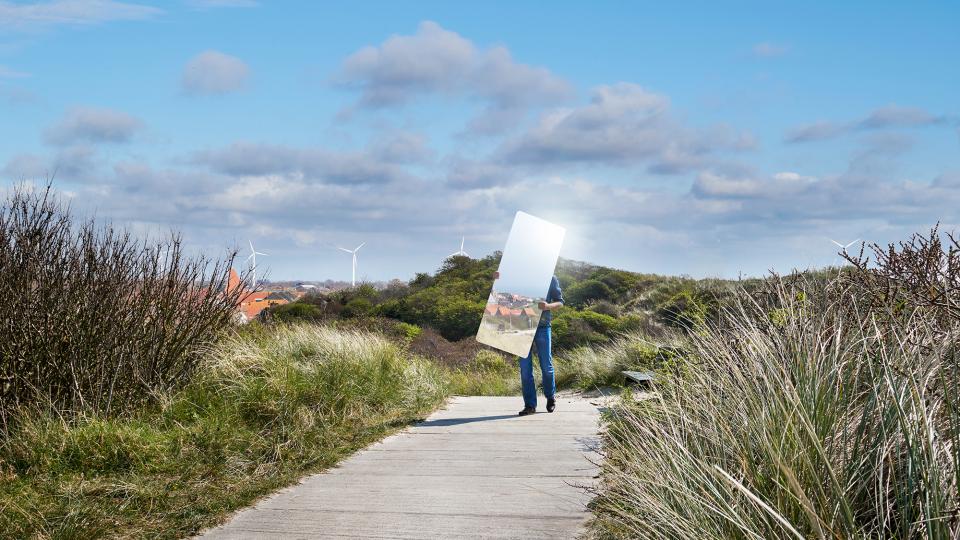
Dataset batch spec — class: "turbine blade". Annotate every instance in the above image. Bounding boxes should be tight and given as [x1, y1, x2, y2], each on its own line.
[337, 247, 352, 254]
[249, 240, 254, 252]
[829, 239, 844, 248]
[355, 242, 365, 251]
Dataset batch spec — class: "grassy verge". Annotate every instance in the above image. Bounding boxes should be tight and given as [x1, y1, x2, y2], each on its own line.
[444, 333, 684, 396]
[586, 277, 960, 539]
[0, 325, 447, 539]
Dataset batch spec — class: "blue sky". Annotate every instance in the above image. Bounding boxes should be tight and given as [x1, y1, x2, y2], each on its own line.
[1, 1, 958, 281]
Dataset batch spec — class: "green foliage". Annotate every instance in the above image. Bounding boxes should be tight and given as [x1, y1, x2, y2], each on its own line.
[341, 297, 373, 318]
[394, 322, 422, 342]
[586, 300, 622, 317]
[552, 308, 620, 349]
[268, 254, 733, 350]
[655, 288, 710, 330]
[271, 302, 323, 323]
[565, 279, 615, 307]
[433, 298, 485, 341]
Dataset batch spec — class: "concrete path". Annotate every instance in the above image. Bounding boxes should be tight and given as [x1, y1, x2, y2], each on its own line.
[197, 394, 602, 539]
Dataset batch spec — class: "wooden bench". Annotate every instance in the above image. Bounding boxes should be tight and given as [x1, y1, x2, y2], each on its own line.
[622, 371, 655, 386]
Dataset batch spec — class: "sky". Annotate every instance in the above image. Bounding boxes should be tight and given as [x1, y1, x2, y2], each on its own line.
[1, 1, 958, 282]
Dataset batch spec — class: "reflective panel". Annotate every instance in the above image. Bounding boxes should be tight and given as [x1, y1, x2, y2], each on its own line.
[476, 211, 565, 357]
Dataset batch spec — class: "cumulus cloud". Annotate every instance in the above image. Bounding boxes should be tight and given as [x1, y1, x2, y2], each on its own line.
[181, 50, 250, 96]
[496, 83, 754, 173]
[0, 0, 159, 30]
[335, 21, 572, 134]
[786, 104, 954, 143]
[44, 106, 142, 145]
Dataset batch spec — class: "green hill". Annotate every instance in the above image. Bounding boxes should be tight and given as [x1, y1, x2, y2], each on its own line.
[267, 253, 773, 351]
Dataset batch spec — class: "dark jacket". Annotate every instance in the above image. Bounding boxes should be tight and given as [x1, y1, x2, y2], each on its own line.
[538, 275, 564, 328]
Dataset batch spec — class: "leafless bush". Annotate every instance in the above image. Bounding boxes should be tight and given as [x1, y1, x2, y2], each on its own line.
[0, 185, 245, 429]
[841, 223, 960, 333]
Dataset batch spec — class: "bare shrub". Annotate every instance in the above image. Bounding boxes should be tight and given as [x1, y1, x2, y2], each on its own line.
[842, 223, 960, 331]
[0, 185, 245, 428]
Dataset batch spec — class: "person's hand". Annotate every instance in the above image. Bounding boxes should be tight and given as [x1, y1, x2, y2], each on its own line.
[538, 301, 548, 310]
[493, 271, 500, 280]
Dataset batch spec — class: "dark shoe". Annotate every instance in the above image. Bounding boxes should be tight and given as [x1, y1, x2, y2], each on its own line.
[547, 398, 556, 413]
[518, 407, 536, 416]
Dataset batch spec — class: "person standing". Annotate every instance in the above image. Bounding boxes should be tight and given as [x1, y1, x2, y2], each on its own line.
[493, 271, 564, 416]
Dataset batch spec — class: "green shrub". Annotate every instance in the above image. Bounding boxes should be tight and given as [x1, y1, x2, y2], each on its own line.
[565, 279, 614, 307]
[433, 298, 485, 341]
[270, 302, 323, 322]
[586, 300, 622, 317]
[341, 298, 373, 318]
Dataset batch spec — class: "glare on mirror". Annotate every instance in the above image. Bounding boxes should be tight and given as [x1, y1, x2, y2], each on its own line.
[476, 212, 565, 357]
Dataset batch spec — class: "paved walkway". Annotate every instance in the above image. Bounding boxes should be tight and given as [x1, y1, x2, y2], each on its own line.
[198, 395, 602, 539]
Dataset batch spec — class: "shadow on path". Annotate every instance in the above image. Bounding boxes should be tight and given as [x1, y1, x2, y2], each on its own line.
[416, 414, 516, 427]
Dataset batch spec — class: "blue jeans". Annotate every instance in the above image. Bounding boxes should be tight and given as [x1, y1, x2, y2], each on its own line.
[519, 325, 555, 408]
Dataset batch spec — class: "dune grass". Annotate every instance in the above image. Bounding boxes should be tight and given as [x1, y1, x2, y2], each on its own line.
[587, 276, 960, 539]
[0, 325, 447, 539]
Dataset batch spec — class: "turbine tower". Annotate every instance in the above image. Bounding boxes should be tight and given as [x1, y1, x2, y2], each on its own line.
[247, 240, 269, 289]
[449, 236, 469, 258]
[337, 242, 365, 287]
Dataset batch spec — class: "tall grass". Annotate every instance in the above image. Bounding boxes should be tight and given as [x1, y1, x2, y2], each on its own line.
[0, 324, 446, 539]
[588, 275, 960, 539]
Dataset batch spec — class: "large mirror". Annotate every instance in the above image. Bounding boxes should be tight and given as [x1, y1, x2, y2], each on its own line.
[476, 211, 566, 357]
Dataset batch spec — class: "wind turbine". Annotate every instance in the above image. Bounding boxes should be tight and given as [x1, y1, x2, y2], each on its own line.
[449, 236, 469, 258]
[828, 238, 859, 272]
[247, 240, 268, 289]
[337, 242, 365, 287]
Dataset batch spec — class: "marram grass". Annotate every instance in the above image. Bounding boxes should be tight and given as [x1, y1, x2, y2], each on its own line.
[587, 278, 960, 539]
[0, 324, 447, 539]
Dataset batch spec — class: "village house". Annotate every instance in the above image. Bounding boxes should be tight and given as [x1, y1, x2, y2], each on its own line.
[226, 269, 293, 323]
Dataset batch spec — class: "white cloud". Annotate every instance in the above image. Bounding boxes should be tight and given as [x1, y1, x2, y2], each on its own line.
[181, 50, 250, 96]
[336, 21, 572, 134]
[0, 0, 159, 30]
[44, 106, 142, 145]
[496, 83, 754, 173]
